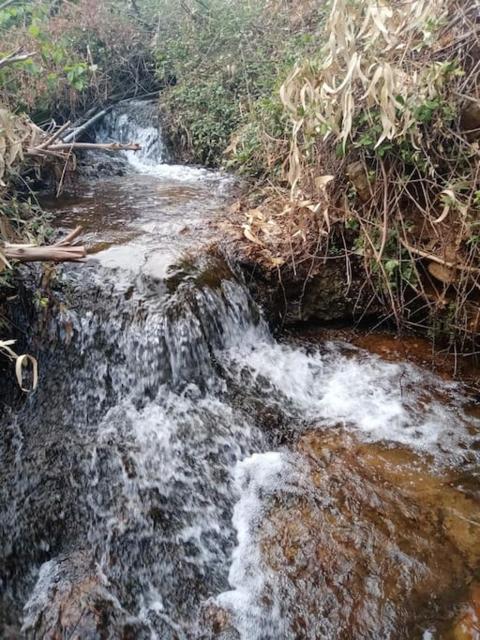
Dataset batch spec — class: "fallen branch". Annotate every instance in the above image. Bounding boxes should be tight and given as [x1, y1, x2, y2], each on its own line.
[4, 245, 86, 263]
[54, 225, 83, 247]
[3, 226, 87, 263]
[62, 108, 110, 143]
[26, 141, 141, 158]
[49, 142, 141, 152]
[0, 49, 36, 71]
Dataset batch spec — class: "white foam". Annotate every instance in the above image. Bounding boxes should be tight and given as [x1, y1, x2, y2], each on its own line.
[222, 338, 476, 457]
[217, 451, 289, 639]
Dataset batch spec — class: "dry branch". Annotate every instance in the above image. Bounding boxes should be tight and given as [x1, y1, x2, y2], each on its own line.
[0, 49, 35, 71]
[4, 245, 86, 263]
[3, 226, 87, 263]
[62, 108, 110, 143]
[38, 120, 71, 149]
[49, 142, 141, 152]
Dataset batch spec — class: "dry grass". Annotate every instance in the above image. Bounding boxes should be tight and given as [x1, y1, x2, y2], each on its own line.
[0, 339, 38, 391]
[240, 0, 480, 347]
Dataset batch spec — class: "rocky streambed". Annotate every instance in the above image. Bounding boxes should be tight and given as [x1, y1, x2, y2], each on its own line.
[0, 101, 479, 640]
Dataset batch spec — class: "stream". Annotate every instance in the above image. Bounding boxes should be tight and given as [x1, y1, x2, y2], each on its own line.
[1, 101, 480, 640]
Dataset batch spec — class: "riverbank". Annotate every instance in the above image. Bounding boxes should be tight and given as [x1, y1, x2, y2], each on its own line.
[2, 1, 480, 358]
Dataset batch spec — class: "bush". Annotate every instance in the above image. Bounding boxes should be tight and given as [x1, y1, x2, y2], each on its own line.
[0, 0, 154, 120]
[152, 0, 323, 167]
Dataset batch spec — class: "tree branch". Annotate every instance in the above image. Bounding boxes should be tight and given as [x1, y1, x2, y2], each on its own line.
[0, 49, 36, 71]
[3, 226, 87, 263]
[49, 142, 141, 152]
[0, 0, 18, 12]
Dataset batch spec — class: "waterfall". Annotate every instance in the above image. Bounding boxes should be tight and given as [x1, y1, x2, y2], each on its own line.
[96, 100, 167, 167]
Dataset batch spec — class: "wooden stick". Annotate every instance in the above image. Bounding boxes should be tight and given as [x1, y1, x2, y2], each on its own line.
[26, 148, 70, 160]
[4, 245, 87, 263]
[26, 142, 141, 157]
[49, 142, 141, 152]
[38, 120, 71, 149]
[55, 226, 83, 247]
[3, 226, 87, 263]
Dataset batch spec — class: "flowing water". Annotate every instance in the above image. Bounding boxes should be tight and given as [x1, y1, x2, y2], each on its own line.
[1, 101, 480, 640]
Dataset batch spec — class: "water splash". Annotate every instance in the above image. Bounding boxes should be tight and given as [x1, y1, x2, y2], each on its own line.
[96, 99, 167, 166]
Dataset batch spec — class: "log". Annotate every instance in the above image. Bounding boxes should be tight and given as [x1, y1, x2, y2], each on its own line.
[62, 109, 110, 143]
[3, 226, 87, 263]
[4, 245, 86, 263]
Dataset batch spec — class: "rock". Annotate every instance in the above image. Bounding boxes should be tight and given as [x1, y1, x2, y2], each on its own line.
[220, 430, 480, 639]
[22, 551, 150, 640]
[196, 601, 241, 639]
[448, 583, 480, 640]
[428, 261, 457, 285]
[461, 101, 480, 140]
[292, 258, 381, 324]
[77, 150, 129, 178]
[236, 251, 381, 326]
[347, 161, 372, 202]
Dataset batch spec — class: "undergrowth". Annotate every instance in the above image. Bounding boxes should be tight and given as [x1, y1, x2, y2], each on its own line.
[230, 0, 480, 349]
[152, 0, 323, 167]
[0, 0, 155, 121]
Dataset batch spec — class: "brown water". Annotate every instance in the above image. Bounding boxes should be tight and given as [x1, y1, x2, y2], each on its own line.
[42, 168, 230, 275]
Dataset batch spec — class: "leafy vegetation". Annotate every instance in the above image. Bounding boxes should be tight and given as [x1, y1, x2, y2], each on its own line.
[224, 0, 480, 347]
[150, 0, 323, 167]
[0, 0, 155, 120]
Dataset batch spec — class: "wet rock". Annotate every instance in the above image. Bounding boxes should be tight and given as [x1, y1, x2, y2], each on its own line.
[295, 258, 378, 323]
[22, 551, 150, 640]
[219, 430, 480, 639]
[447, 583, 480, 640]
[197, 601, 241, 639]
[237, 254, 380, 326]
[77, 151, 129, 178]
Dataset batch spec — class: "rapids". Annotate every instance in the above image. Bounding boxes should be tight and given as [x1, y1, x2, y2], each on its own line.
[0, 101, 479, 640]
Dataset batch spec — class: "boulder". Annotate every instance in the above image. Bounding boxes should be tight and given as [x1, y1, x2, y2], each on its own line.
[22, 552, 150, 640]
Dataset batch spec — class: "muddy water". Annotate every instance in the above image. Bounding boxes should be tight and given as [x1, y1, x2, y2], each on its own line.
[1, 101, 480, 640]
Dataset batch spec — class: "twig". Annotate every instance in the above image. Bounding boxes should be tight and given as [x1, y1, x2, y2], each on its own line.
[38, 121, 71, 149]
[55, 226, 83, 247]
[399, 240, 480, 275]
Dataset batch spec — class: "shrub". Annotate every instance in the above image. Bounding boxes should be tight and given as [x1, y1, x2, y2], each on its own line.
[153, 0, 323, 167]
[0, 0, 154, 120]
